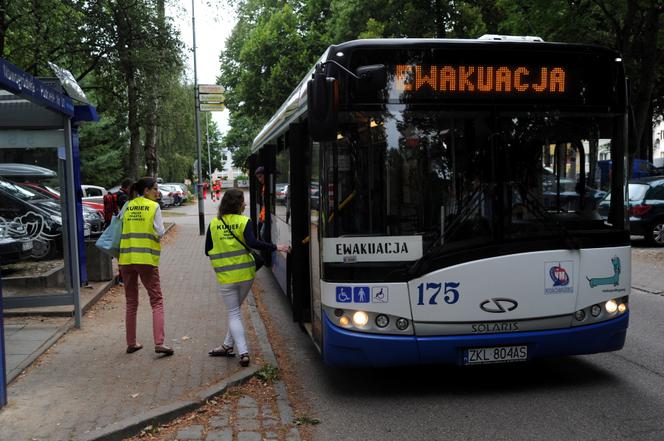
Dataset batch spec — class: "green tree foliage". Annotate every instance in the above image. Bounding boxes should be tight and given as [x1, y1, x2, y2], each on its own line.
[0, 0, 205, 187]
[220, 0, 663, 165]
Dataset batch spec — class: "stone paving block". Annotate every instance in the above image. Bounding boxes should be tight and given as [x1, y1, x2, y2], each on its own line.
[235, 417, 260, 431]
[205, 429, 233, 441]
[237, 396, 258, 408]
[265, 431, 279, 440]
[6, 327, 58, 341]
[237, 431, 262, 441]
[262, 416, 278, 428]
[176, 424, 205, 440]
[286, 427, 302, 441]
[237, 406, 258, 418]
[209, 414, 230, 428]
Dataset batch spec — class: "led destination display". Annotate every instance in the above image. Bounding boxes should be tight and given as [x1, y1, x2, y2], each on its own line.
[395, 64, 567, 95]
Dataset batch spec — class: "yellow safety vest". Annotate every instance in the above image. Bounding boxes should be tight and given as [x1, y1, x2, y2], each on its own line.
[208, 214, 255, 284]
[118, 196, 161, 266]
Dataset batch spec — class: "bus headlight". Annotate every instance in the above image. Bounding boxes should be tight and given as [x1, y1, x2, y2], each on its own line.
[618, 303, 627, 314]
[396, 318, 409, 330]
[339, 316, 350, 327]
[352, 311, 369, 327]
[590, 304, 602, 317]
[605, 299, 618, 313]
[574, 310, 586, 321]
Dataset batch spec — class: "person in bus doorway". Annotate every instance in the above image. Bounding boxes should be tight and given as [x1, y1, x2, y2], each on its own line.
[255, 166, 267, 240]
[205, 188, 290, 367]
[119, 177, 174, 356]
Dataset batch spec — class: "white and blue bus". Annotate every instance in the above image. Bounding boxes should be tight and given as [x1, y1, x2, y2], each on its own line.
[249, 36, 630, 367]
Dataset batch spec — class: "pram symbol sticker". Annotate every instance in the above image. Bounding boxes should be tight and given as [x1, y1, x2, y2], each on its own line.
[372, 286, 388, 303]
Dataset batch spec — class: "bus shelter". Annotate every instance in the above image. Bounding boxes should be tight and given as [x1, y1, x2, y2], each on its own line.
[0, 59, 97, 407]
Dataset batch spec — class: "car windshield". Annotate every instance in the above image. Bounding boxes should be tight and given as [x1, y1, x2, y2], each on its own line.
[0, 180, 44, 201]
[321, 108, 625, 253]
[628, 184, 650, 201]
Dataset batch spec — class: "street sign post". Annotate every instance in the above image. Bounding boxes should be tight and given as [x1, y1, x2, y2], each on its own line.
[198, 84, 224, 112]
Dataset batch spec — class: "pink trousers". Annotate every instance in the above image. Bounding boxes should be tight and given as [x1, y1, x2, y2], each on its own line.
[120, 264, 165, 346]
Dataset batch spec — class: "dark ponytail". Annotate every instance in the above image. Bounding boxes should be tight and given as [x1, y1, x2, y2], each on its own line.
[134, 177, 157, 197]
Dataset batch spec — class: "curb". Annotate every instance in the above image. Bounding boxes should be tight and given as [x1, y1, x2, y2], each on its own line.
[77, 367, 259, 441]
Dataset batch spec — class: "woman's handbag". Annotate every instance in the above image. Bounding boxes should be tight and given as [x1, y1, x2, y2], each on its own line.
[95, 215, 123, 258]
[95, 203, 127, 258]
[219, 216, 264, 271]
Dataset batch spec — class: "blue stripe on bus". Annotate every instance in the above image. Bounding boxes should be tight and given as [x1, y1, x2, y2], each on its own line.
[322, 312, 629, 367]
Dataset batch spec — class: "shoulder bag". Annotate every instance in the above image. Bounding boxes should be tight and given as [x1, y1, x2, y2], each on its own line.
[95, 203, 128, 258]
[219, 216, 265, 271]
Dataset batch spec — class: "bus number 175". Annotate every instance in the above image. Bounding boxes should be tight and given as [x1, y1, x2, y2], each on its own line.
[416, 282, 461, 305]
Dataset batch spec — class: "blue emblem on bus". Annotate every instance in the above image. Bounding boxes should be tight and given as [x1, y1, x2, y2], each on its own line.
[353, 286, 370, 303]
[336, 286, 352, 303]
[549, 264, 570, 286]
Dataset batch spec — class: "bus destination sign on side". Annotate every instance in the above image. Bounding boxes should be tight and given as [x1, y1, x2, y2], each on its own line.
[394, 64, 567, 96]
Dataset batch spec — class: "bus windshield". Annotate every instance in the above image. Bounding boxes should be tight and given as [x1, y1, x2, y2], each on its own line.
[321, 106, 625, 254]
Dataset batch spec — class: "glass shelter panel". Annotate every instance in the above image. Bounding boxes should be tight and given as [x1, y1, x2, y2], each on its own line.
[0, 91, 75, 304]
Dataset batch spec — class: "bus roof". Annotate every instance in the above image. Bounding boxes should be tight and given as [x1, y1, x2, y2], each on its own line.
[252, 38, 621, 153]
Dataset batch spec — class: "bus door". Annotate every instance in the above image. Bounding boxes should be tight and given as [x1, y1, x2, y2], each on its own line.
[307, 140, 323, 347]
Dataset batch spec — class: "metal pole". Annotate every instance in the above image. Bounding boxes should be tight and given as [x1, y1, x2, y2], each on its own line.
[0, 270, 7, 407]
[206, 112, 212, 179]
[192, 0, 205, 235]
[64, 119, 82, 328]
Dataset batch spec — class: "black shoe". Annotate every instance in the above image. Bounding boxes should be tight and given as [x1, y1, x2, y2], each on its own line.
[239, 353, 250, 367]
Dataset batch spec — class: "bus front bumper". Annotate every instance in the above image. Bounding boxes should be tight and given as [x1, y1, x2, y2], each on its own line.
[322, 312, 629, 367]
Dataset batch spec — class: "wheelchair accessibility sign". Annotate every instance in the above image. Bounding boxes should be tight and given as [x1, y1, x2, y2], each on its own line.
[336, 286, 352, 303]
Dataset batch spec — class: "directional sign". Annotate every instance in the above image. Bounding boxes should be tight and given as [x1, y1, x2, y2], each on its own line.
[198, 84, 224, 94]
[199, 103, 226, 112]
[199, 93, 225, 103]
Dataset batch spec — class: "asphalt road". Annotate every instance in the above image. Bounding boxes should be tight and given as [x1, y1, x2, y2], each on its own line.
[258, 242, 664, 441]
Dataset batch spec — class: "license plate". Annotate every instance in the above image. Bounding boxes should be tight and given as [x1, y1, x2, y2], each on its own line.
[464, 345, 528, 365]
[22, 241, 33, 251]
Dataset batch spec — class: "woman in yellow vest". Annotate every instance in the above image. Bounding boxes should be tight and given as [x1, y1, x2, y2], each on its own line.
[119, 177, 174, 356]
[206, 188, 289, 366]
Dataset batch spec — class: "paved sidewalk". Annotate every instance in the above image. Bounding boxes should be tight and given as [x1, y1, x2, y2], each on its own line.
[0, 196, 301, 441]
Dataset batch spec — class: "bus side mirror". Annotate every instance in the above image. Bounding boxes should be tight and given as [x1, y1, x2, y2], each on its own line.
[307, 65, 339, 142]
[355, 64, 386, 90]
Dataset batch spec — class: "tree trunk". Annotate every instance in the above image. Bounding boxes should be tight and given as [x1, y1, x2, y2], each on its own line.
[127, 73, 142, 179]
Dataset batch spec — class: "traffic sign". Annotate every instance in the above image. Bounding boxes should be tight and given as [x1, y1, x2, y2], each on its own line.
[199, 93, 225, 103]
[198, 84, 224, 94]
[199, 102, 226, 112]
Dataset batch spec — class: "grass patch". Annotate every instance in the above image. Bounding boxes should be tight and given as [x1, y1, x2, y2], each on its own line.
[293, 416, 321, 426]
[255, 363, 279, 384]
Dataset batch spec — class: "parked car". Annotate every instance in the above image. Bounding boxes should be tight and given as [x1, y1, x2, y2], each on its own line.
[159, 184, 183, 206]
[21, 182, 105, 218]
[0, 221, 33, 264]
[0, 180, 64, 259]
[16, 183, 104, 236]
[275, 183, 289, 203]
[0, 163, 56, 181]
[164, 183, 191, 201]
[80, 184, 108, 204]
[598, 159, 659, 188]
[599, 176, 664, 246]
[157, 188, 174, 208]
